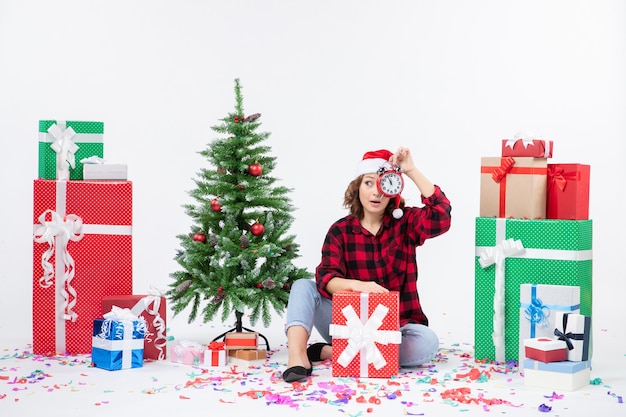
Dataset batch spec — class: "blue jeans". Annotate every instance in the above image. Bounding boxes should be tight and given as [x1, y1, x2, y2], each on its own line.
[285, 279, 439, 367]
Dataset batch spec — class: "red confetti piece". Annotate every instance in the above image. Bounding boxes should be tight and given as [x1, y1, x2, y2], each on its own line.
[179, 395, 191, 400]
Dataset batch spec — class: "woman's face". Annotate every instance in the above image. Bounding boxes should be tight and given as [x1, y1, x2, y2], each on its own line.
[359, 173, 389, 217]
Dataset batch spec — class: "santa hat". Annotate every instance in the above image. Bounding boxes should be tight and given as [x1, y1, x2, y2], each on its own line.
[355, 149, 404, 219]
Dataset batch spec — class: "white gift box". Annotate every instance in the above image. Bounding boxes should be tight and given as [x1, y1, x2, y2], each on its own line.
[553, 312, 591, 361]
[523, 359, 591, 391]
[83, 163, 128, 180]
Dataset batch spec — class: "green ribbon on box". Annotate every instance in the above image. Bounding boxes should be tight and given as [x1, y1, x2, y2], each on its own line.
[474, 217, 592, 363]
[38, 120, 104, 180]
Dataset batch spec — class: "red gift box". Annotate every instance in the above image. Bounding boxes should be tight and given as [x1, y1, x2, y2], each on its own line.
[102, 293, 167, 360]
[329, 291, 401, 378]
[224, 332, 258, 350]
[524, 337, 568, 363]
[547, 164, 590, 220]
[480, 156, 548, 219]
[502, 138, 553, 158]
[32, 179, 133, 354]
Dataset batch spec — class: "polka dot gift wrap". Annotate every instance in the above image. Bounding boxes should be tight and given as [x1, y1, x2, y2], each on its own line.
[32, 179, 133, 355]
[329, 291, 401, 378]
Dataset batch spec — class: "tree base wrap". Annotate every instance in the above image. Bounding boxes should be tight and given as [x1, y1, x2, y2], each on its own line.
[91, 318, 145, 371]
[38, 120, 104, 180]
[102, 293, 167, 360]
[518, 284, 580, 368]
[224, 332, 258, 350]
[553, 312, 591, 362]
[170, 340, 204, 366]
[480, 156, 547, 219]
[524, 338, 568, 363]
[329, 291, 401, 378]
[523, 359, 591, 391]
[32, 180, 133, 355]
[474, 217, 592, 364]
[547, 163, 590, 220]
[228, 349, 267, 361]
[501, 138, 553, 158]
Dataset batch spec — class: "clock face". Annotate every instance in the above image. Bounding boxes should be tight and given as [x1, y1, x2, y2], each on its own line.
[377, 171, 404, 197]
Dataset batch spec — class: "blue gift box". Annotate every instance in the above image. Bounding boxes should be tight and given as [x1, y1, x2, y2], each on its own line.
[92, 318, 145, 371]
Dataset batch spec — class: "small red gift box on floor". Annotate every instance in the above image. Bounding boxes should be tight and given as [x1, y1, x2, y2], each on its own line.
[224, 332, 258, 350]
[32, 179, 133, 355]
[524, 337, 568, 363]
[329, 291, 402, 378]
[547, 163, 590, 220]
[102, 293, 167, 360]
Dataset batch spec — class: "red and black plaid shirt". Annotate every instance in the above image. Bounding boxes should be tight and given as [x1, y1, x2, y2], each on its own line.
[315, 185, 452, 327]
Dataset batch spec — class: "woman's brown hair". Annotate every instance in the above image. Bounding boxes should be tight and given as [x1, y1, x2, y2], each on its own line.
[343, 175, 405, 220]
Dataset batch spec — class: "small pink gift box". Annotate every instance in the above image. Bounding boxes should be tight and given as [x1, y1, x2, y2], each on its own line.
[524, 337, 568, 363]
[170, 340, 204, 366]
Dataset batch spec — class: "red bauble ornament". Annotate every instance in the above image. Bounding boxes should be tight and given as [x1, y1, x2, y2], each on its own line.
[248, 162, 263, 177]
[236, 184, 245, 190]
[250, 221, 265, 236]
[256, 283, 263, 288]
[210, 198, 221, 212]
[193, 232, 207, 243]
[218, 286, 223, 292]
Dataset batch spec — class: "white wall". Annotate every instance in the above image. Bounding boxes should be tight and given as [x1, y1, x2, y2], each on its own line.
[1, 0, 624, 345]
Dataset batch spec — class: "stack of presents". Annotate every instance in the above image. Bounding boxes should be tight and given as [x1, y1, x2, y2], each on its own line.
[31, 119, 264, 371]
[475, 133, 592, 391]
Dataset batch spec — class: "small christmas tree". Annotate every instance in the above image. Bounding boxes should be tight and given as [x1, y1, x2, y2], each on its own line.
[168, 79, 312, 338]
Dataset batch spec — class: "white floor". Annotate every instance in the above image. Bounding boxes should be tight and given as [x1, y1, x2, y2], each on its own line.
[1, 319, 624, 417]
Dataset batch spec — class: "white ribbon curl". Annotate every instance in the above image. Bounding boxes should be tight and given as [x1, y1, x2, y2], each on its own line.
[48, 122, 79, 180]
[477, 238, 525, 363]
[33, 209, 84, 321]
[129, 286, 168, 360]
[329, 299, 402, 374]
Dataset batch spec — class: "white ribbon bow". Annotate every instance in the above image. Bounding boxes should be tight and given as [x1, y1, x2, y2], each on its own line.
[48, 123, 79, 180]
[504, 131, 538, 150]
[329, 303, 402, 371]
[33, 209, 84, 321]
[478, 238, 525, 363]
[129, 286, 168, 360]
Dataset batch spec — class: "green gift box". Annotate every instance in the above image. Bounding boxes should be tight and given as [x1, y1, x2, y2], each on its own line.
[474, 217, 592, 363]
[38, 120, 104, 180]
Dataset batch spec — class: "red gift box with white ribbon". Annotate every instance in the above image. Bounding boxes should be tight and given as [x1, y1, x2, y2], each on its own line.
[32, 179, 133, 354]
[329, 291, 401, 378]
[102, 292, 167, 360]
[501, 136, 553, 158]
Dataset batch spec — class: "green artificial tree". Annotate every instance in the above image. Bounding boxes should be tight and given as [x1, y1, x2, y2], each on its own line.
[168, 79, 312, 347]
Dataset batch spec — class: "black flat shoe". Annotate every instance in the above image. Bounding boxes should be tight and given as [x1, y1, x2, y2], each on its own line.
[306, 342, 331, 362]
[282, 365, 313, 383]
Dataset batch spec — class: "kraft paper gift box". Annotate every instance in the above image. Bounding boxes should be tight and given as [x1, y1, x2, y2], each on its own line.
[91, 308, 146, 371]
[228, 349, 267, 361]
[38, 120, 104, 180]
[32, 179, 133, 355]
[519, 283, 580, 367]
[224, 332, 258, 350]
[329, 291, 402, 378]
[474, 217, 592, 363]
[480, 156, 548, 219]
[204, 341, 228, 366]
[523, 338, 568, 363]
[102, 293, 167, 360]
[83, 163, 128, 180]
[523, 359, 591, 391]
[547, 164, 591, 220]
[170, 340, 204, 365]
[501, 137, 553, 158]
[553, 312, 591, 362]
